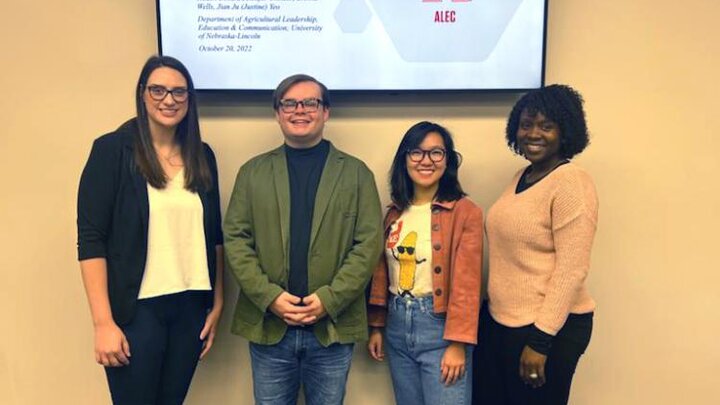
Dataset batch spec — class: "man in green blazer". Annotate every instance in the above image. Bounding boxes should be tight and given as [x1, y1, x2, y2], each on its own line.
[224, 74, 383, 405]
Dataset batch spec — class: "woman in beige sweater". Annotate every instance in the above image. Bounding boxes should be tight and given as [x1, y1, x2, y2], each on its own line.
[474, 85, 598, 405]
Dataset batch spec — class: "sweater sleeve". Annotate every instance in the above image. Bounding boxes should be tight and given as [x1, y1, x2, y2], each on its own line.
[534, 172, 598, 336]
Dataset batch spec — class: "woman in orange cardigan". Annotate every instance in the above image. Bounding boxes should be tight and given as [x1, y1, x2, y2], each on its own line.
[367, 121, 483, 405]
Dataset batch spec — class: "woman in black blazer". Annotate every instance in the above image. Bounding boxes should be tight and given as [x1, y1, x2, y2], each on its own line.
[77, 55, 224, 405]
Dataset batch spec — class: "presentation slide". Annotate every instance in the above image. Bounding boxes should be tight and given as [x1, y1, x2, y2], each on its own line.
[158, 0, 546, 90]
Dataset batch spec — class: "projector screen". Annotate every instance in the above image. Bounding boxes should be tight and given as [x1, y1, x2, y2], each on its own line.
[157, 0, 547, 91]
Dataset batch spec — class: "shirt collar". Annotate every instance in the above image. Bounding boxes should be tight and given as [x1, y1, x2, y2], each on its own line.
[386, 199, 457, 211]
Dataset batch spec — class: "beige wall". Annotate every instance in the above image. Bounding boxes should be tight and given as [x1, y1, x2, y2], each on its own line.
[2, 0, 718, 403]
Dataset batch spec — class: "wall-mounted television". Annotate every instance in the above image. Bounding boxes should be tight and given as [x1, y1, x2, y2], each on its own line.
[157, 0, 547, 91]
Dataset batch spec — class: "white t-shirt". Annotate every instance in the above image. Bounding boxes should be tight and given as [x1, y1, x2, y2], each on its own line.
[386, 203, 433, 298]
[138, 169, 211, 299]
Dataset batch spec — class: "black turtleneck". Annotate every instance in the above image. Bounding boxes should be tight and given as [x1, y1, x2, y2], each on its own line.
[285, 140, 330, 298]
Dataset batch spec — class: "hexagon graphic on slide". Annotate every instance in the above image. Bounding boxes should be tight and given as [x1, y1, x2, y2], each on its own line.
[334, 0, 373, 33]
[367, 0, 523, 62]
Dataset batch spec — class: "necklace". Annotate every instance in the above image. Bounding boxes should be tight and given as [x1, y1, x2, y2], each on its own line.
[157, 148, 183, 167]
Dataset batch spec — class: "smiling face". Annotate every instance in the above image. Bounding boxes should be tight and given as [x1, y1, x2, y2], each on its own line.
[406, 131, 447, 197]
[275, 81, 329, 148]
[516, 109, 562, 167]
[143, 66, 189, 134]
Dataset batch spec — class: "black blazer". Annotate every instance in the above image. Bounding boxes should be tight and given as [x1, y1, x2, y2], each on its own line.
[77, 119, 223, 325]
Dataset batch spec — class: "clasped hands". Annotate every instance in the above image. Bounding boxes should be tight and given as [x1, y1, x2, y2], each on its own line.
[270, 291, 326, 326]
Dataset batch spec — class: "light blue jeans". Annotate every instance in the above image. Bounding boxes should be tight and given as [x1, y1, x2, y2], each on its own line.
[385, 295, 473, 405]
[249, 328, 354, 405]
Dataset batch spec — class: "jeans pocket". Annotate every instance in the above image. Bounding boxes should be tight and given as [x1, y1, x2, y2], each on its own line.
[424, 309, 447, 321]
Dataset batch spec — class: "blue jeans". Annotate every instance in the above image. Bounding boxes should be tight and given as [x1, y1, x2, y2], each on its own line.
[385, 295, 473, 405]
[249, 328, 354, 405]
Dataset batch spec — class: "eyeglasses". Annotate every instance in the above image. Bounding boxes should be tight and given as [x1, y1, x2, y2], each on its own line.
[146, 85, 189, 102]
[407, 148, 446, 163]
[278, 98, 323, 113]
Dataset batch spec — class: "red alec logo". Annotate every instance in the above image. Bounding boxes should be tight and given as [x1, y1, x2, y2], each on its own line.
[387, 221, 403, 249]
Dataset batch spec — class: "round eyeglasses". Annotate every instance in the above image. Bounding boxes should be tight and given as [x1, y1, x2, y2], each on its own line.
[146, 85, 189, 102]
[407, 148, 446, 163]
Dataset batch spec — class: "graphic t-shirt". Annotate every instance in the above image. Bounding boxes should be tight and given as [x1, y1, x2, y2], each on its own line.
[386, 203, 433, 298]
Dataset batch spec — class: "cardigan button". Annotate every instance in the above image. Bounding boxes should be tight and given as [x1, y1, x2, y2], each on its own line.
[432, 223, 440, 231]
[432, 208, 440, 214]
[434, 288, 442, 296]
[433, 243, 441, 251]
[434, 266, 442, 274]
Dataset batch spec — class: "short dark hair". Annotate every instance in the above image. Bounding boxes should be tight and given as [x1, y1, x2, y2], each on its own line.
[389, 121, 466, 210]
[272, 74, 330, 110]
[134, 55, 211, 191]
[506, 84, 590, 159]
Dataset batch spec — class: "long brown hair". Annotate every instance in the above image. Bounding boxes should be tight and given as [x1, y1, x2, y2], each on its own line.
[134, 55, 212, 192]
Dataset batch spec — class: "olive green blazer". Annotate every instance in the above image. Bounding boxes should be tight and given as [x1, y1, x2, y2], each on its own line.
[224, 142, 383, 346]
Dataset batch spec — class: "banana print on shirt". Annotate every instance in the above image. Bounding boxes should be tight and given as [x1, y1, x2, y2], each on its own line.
[392, 231, 427, 296]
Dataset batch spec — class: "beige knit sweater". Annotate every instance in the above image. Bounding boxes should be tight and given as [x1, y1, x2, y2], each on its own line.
[486, 163, 598, 336]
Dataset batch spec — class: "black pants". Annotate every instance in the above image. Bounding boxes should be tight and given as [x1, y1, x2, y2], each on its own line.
[473, 304, 593, 405]
[105, 291, 207, 405]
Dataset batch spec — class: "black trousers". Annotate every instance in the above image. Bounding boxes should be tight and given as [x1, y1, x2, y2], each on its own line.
[473, 304, 592, 405]
[105, 291, 207, 405]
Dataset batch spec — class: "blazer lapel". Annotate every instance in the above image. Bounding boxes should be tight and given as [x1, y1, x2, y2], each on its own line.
[310, 144, 344, 249]
[270, 147, 291, 259]
[127, 146, 149, 239]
